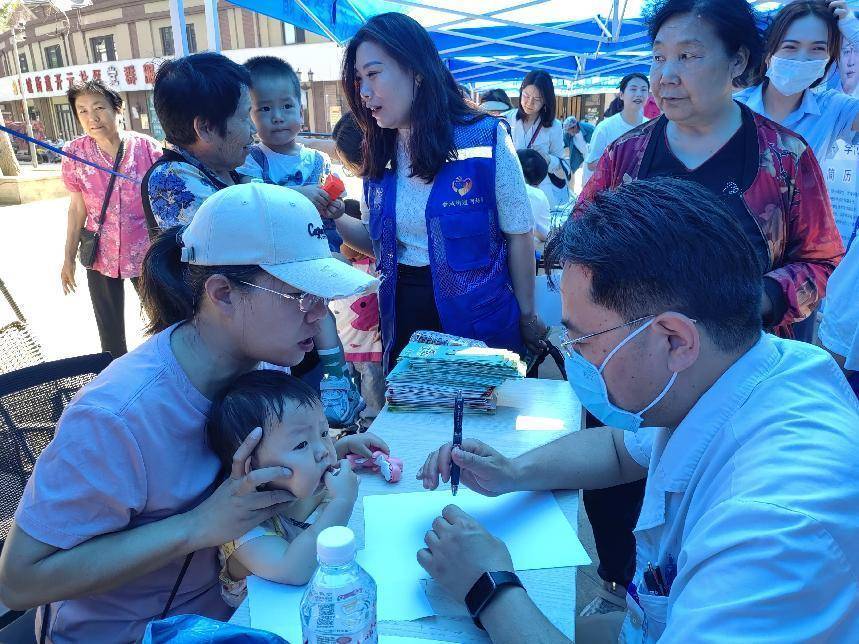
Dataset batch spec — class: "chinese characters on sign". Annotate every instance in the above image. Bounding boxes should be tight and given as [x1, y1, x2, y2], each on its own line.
[823, 139, 859, 248]
[6, 59, 164, 100]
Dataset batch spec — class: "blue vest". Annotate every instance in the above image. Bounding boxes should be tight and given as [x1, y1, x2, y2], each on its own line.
[366, 117, 524, 372]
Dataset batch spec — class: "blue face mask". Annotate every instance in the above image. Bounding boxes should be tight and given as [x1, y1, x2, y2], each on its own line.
[564, 318, 677, 432]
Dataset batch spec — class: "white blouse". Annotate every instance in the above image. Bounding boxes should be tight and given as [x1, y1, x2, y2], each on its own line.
[362, 121, 533, 267]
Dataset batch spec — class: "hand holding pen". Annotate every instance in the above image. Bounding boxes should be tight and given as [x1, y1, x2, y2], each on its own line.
[451, 392, 463, 496]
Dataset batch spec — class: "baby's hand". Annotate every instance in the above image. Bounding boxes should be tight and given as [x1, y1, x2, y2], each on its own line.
[325, 459, 359, 502]
[337, 431, 390, 459]
[294, 185, 331, 213]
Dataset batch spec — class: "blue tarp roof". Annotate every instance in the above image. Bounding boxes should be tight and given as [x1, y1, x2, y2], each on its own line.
[225, 1, 799, 86]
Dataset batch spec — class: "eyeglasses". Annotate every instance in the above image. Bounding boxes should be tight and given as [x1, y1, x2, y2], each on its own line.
[237, 280, 329, 312]
[560, 315, 655, 359]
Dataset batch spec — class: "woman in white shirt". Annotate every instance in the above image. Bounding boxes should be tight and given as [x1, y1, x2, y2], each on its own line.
[583, 73, 650, 185]
[504, 70, 568, 206]
[734, 0, 859, 163]
[330, 13, 546, 371]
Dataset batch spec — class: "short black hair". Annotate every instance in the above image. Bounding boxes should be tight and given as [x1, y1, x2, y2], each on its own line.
[153, 52, 251, 146]
[67, 80, 123, 122]
[207, 370, 321, 477]
[517, 148, 548, 187]
[544, 177, 763, 352]
[332, 111, 363, 173]
[619, 72, 650, 91]
[646, 0, 764, 87]
[244, 55, 301, 100]
[479, 88, 512, 109]
[516, 69, 557, 127]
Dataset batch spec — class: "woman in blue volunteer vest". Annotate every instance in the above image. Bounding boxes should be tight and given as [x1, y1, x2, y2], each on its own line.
[328, 12, 546, 372]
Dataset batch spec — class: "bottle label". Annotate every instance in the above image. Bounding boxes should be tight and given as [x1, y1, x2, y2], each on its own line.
[302, 579, 377, 644]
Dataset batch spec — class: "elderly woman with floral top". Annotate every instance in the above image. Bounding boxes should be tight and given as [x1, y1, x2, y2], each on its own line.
[61, 80, 161, 357]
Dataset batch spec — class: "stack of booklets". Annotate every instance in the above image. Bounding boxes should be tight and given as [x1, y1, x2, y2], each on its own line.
[386, 341, 526, 413]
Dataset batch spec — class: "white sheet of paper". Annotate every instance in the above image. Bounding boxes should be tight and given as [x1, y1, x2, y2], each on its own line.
[515, 414, 567, 431]
[363, 490, 589, 582]
[356, 549, 434, 621]
[379, 638, 452, 644]
[247, 575, 304, 642]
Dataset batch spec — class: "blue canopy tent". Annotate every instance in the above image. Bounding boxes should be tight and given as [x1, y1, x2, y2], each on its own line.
[222, 0, 800, 89]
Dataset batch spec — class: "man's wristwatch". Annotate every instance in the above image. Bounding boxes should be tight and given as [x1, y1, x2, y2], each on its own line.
[465, 571, 524, 630]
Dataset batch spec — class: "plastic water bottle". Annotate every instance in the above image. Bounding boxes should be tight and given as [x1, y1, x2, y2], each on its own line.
[300, 526, 377, 643]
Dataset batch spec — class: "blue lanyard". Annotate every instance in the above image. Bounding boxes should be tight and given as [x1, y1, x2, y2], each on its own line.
[0, 123, 140, 184]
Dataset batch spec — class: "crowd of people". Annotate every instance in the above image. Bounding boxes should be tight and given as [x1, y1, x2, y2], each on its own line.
[0, 0, 858, 642]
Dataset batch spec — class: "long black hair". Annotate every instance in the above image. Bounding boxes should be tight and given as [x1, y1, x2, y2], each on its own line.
[342, 12, 489, 182]
[515, 69, 557, 127]
[139, 227, 263, 335]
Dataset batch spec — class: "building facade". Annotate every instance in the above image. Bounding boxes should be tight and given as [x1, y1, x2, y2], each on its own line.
[0, 0, 347, 148]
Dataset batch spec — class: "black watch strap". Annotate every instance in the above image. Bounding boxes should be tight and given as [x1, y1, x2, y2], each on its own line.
[465, 571, 524, 630]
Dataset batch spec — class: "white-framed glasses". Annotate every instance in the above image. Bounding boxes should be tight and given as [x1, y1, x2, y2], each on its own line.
[560, 315, 655, 359]
[237, 280, 329, 313]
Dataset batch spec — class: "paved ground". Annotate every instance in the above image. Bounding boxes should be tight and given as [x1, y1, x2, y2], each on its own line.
[0, 195, 604, 620]
[0, 197, 145, 361]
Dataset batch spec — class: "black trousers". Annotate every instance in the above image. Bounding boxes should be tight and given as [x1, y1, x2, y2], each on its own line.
[391, 264, 442, 363]
[582, 411, 646, 588]
[86, 270, 139, 358]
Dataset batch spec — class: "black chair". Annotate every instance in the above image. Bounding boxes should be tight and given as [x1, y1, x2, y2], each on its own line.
[0, 354, 112, 639]
[0, 278, 44, 376]
[0, 353, 112, 550]
[0, 322, 44, 376]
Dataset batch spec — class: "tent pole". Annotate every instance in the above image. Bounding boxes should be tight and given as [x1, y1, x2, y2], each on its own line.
[168, 0, 189, 56]
[204, 0, 221, 52]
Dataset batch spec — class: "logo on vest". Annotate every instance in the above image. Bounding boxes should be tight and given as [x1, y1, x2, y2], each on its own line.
[307, 223, 327, 240]
[452, 176, 473, 197]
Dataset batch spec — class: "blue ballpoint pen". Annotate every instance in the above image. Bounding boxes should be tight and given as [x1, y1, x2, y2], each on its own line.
[451, 392, 463, 496]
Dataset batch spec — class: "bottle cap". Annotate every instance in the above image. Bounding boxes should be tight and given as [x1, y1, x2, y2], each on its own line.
[317, 526, 356, 565]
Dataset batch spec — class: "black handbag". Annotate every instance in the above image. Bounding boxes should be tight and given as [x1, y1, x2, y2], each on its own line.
[78, 141, 125, 269]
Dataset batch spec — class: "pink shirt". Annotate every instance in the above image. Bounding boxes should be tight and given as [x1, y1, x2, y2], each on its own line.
[16, 324, 231, 643]
[61, 132, 162, 279]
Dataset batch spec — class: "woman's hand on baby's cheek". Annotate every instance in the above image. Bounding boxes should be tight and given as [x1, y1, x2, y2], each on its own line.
[324, 459, 359, 503]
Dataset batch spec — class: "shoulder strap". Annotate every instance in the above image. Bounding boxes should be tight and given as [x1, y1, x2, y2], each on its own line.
[249, 146, 271, 183]
[92, 140, 125, 232]
[160, 552, 194, 620]
[527, 123, 543, 149]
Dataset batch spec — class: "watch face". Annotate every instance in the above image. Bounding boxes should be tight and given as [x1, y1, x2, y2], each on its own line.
[466, 572, 496, 616]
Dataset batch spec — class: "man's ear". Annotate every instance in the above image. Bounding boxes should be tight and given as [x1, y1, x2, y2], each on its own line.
[653, 312, 699, 373]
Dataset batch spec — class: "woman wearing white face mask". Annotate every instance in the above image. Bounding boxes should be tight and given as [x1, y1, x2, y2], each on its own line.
[735, 0, 859, 162]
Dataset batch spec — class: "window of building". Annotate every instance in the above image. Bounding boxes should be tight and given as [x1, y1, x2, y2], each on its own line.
[159, 26, 174, 56]
[283, 24, 306, 44]
[44, 45, 63, 69]
[160, 24, 198, 56]
[90, 35, 116, 62]
[18, 53, 28, 73]
[186, 24, 197, 53]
